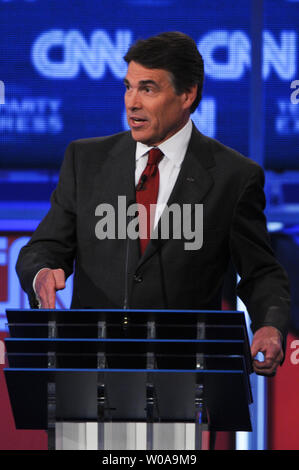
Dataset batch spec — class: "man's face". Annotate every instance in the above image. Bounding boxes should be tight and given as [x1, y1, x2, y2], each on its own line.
[124, 61, 195, 146]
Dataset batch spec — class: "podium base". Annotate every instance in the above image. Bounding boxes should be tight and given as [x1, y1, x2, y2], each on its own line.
[55, 423, 207, 450]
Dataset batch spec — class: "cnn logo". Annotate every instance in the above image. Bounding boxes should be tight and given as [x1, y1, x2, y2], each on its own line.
[290, 340, 299, 365]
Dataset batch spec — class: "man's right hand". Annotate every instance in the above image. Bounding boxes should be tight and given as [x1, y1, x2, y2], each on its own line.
[34, 268, 66, 308]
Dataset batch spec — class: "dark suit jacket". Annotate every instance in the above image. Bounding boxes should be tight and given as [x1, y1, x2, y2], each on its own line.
[16, 124, 290, 338]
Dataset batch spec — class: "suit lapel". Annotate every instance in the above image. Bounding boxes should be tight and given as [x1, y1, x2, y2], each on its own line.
[105, 132, 137, 203]
[95, 132, 141, 271]
[136, 125, 216, 269]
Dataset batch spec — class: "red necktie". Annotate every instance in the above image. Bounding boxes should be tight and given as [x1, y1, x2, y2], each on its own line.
[136, 148, 163, 255]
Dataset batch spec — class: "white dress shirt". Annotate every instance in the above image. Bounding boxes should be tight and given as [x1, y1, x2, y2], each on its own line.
[135, 119, 192, 228]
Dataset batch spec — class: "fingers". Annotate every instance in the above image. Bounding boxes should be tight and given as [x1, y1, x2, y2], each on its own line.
[36, 269, 56, 309]
[52, 268, 66, 290]
[35, 268, 65, 309]
[251, 326, 284, 377]
[252, 346, 283, 376]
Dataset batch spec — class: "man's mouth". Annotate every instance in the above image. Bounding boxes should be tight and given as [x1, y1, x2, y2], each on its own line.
[129, 116, 148, 128]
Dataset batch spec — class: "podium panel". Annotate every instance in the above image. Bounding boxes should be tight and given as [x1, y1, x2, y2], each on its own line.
[4, 368, 251, 431]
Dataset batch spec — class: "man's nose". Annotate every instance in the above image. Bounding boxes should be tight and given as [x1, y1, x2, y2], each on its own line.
[126, 90, 142, 110]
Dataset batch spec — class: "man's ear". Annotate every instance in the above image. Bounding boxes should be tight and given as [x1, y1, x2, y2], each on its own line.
[182, 84, 198, 110]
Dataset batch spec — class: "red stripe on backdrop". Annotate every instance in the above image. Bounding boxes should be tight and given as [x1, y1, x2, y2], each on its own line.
[0, 331, 47, 450]
[268, 332, 299, 450]
[0, 266, 7, 302]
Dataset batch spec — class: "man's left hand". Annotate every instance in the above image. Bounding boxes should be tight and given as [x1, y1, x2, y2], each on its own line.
[250, 326, 284, 376]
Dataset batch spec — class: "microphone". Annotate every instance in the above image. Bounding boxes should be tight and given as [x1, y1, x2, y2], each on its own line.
[136, 174, 147, 191]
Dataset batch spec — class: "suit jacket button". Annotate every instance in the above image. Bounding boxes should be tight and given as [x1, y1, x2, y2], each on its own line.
[134, 274, 143, 283]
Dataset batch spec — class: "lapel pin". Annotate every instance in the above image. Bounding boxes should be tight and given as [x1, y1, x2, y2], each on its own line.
[186, 177, 195, 182]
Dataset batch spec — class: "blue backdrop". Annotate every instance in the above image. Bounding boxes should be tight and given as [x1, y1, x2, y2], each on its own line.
[0, 0, 298, 169]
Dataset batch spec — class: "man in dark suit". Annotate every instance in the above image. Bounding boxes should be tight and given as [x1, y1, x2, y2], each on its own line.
[16, 32, 290, 377]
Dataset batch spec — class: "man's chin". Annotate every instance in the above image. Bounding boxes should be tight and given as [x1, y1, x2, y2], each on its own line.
[130, 129, 152, 146]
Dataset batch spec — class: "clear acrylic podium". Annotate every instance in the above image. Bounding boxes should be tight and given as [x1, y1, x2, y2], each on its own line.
[4, 308, 253, 450]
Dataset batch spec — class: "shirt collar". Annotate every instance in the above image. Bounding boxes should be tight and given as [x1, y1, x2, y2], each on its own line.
[135, 119, 192, 168]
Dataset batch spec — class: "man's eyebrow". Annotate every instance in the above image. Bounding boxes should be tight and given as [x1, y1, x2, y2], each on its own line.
[139, 79, 159, 87]
[123, 78, 159, 88]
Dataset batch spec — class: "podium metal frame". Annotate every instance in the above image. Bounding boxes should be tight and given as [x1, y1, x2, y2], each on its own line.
[4, 309, 253, 450]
